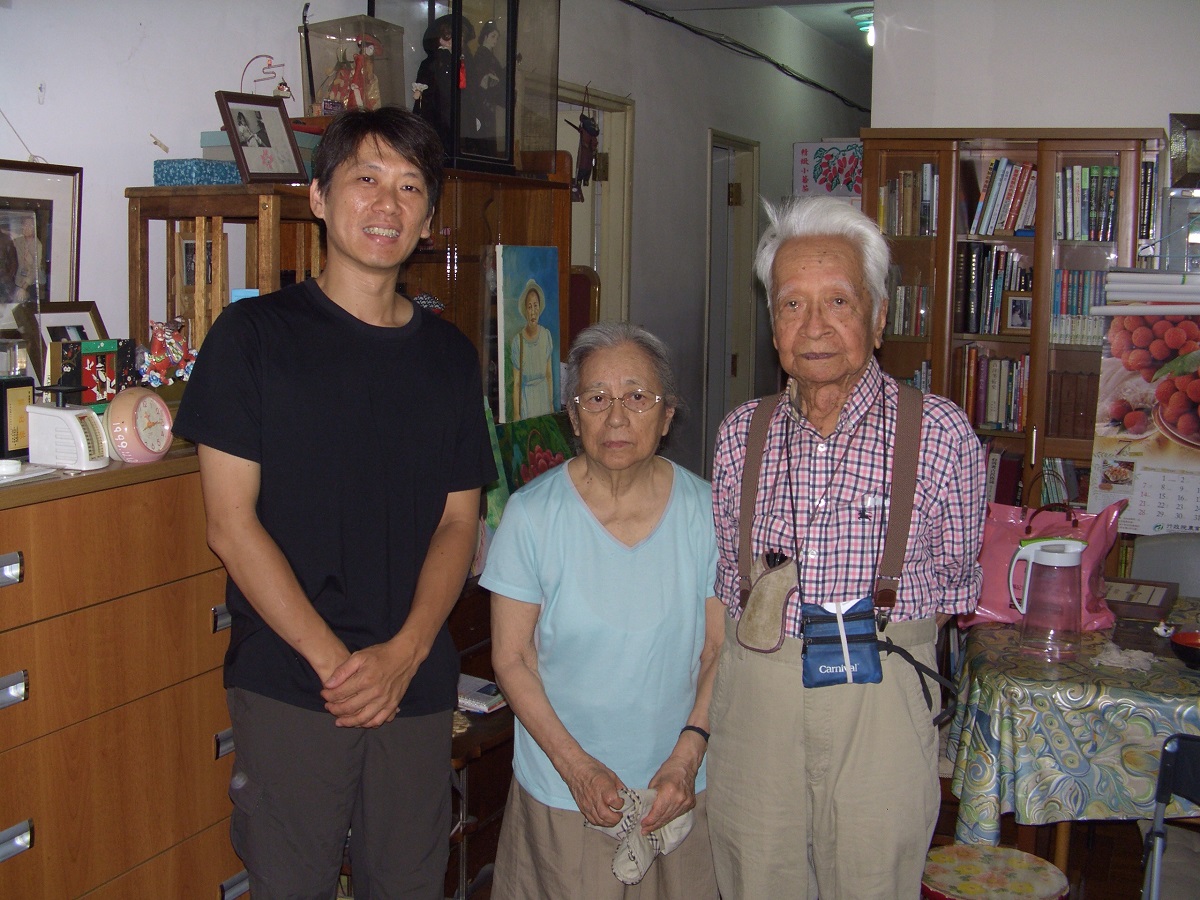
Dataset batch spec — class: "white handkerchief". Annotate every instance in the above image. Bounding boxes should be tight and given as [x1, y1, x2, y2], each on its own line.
[584, 787, 694, 884]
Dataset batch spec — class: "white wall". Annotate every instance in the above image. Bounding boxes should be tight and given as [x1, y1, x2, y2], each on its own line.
[872, 0, 1200, 130]
[0, 0, 869, 472]
[558, 0, 870, 467]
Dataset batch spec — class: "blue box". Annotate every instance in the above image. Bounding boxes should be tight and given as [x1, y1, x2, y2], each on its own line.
[153, 158, 241, 186]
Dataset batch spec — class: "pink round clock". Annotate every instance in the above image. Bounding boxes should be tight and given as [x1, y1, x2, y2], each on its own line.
[104, 387, 174, 463]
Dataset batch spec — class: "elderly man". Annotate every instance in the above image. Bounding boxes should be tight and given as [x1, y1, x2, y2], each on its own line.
[706, 196, 985, 898]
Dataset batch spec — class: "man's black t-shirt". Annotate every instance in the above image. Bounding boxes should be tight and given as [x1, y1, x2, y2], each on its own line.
[175, 280, 496, 714]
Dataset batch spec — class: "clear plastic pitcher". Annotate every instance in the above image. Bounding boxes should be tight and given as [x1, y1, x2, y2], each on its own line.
[1008, 538, 1087, 662]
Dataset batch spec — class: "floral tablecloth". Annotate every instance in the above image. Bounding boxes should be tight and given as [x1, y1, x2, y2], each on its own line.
[946, 596, 1200, 844]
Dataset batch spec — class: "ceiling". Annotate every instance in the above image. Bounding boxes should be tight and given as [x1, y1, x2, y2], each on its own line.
[634, 1, 873, 60]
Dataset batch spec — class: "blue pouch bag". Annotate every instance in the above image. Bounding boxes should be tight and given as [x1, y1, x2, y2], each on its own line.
[800, 595, 883, 688]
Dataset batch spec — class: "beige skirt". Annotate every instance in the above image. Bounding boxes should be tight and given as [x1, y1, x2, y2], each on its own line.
[491, 779, 719, 900]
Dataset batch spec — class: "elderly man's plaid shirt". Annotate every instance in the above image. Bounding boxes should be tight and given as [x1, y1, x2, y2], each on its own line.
[712, 361, 985, 636]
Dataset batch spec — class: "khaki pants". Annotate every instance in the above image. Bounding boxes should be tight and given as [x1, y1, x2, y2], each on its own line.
[707, 617, 939, 900]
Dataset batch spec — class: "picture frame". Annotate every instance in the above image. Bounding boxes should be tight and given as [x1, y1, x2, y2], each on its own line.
[1000, 291, 1032, 335]
[0, 160, 82, 312]
[37, 301, 108, 383]
[1105, 577, 1179, 622]
[214, 91, 307, 184]
[1169, 113, 1200, 189]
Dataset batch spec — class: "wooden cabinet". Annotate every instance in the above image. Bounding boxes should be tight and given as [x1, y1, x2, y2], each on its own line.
[126, 156, 573, 379]
[862, 128, 1166, 497]
[0, 455, 243, 897]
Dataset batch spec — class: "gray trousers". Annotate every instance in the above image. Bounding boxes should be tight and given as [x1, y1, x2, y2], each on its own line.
[227, 687, 452, 900]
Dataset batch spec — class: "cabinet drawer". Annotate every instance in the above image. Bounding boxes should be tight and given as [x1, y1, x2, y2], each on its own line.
[0, 669, 233, 897]
[81, 819, 246, 900]
[0, 472, 219, 633]
[0, 569, 228, 753]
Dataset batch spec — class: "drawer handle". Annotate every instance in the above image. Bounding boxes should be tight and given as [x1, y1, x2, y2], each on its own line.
[215, 727, 235, 759]
[0, 551, 23, 588]
[220, 870, 249, 899]
[0, 819, 33, 864]
[212, 604, 231, 633]
[0, 670, 28, 711]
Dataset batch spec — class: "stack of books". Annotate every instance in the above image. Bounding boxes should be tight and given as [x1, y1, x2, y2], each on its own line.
[457, 674, 508, 714]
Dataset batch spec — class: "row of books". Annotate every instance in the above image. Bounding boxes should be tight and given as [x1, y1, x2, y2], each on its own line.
[1054, 164, 1119, 242]
[884, 282, 931, 337]
[982, 442, 1024, 505]
[968, 159, 1037, 237]
[898, 359, 932, 393]
[1049, 268, 1108, 345]
[951, 345, 1030, 432]
[1045, 369, 1099, 439]
[876, 164, 938, 236]
[1038, 457, 1089, 506]
[954, 242, 1033, 334]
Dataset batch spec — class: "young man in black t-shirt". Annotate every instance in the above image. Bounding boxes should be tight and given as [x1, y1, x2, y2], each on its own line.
[175, 107, 496, 900]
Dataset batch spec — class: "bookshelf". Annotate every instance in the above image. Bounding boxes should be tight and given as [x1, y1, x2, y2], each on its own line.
[862, 129, 1166, 506]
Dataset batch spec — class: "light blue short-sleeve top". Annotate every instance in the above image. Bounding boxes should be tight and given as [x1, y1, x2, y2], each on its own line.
[479, 459, 718, 811]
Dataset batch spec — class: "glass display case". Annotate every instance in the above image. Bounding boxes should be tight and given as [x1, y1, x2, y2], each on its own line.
[1160, 187, 1200, 272]
[374, 0, 559, 174]
[299, 15, 408, 115]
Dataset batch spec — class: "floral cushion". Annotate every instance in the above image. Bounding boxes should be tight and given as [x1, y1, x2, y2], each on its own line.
[922, 844, 1069, 900]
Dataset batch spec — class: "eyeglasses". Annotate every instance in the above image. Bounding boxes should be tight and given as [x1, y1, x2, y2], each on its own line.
[573, 389, 664, 414]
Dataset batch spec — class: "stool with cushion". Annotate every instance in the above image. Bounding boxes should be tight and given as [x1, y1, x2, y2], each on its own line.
[921, 844, 1069, 900]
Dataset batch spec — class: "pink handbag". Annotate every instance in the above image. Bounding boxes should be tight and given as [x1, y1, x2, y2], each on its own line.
[959, 499, 1127, 630]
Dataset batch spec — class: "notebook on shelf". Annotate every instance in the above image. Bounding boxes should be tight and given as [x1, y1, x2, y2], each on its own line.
[457, 673, 508, 714]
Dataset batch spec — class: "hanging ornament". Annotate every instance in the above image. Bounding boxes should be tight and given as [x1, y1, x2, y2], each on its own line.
[565, 87, 600, 202]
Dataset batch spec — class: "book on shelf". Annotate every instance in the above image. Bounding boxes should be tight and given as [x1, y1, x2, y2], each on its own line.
[994, 450, 1024, 505]
[970, 157, 1004, 235]
[1054, 170, 1065, 240]
[1139, 156, 1159, 242]
[982, 160, 1015, 235]
[457, 673, 508, 713]
[985, 444, 1002, 501]
[1016, 169, 1038, 231]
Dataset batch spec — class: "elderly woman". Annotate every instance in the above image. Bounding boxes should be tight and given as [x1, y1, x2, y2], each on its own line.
[706, 196, 986, 899]
[509, 279, 555, 418]
[480, 322, 722, 899]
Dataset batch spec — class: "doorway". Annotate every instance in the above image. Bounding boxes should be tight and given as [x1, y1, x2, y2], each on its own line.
[703, 132, 760, 475]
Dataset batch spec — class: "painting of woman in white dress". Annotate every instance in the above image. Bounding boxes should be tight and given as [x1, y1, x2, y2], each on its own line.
[497, 244, 559, 422]
[510, 279, 554, 418]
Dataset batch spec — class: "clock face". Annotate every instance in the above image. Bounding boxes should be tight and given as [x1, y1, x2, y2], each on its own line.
[105, 387, 174, 463]
[135, 395, 171, 453]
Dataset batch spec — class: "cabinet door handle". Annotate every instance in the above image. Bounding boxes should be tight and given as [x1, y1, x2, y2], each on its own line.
[0, 819, 33, 864]
[211, 604, 231, 633]
[0, 670, 28, 711]
[220, 870, 250, 899]
[215, 727, 235, 759]
[0, 551, 24, 588]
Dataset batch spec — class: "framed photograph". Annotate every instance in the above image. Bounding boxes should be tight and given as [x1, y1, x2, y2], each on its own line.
[1000, 291, 1032, 335]
[1169, 114, 1200, 189]
[0, 160, 82, 314]
[214, 91, 307, 184]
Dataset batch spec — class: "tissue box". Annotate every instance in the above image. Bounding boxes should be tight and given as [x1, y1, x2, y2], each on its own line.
[153, 158, 241, 186]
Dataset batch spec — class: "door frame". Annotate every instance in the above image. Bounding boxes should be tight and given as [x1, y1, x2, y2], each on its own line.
[703, 130, 760, 475]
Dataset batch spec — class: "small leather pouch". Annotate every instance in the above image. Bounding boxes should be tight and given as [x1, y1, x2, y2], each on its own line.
[736, 553, 795, 653]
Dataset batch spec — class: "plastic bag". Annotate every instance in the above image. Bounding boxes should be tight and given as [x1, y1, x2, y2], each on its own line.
[959, 499, 1126, 630]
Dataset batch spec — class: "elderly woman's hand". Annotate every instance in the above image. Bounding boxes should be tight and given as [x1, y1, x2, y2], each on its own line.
[563, 753, 627, 827]
[641, 753, 699, 834]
